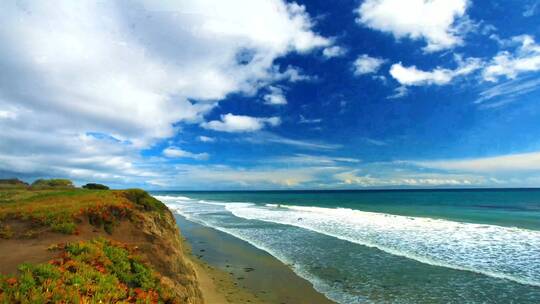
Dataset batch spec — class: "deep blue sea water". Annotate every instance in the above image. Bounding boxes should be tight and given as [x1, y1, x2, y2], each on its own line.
[152, 189, 540, 303]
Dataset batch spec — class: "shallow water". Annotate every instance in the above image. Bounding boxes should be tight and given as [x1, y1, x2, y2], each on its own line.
[174, 214, 335, 304]
[154, 190, 540, 303]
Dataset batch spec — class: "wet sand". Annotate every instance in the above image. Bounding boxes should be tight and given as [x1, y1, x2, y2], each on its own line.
[175, 214, 335, 304]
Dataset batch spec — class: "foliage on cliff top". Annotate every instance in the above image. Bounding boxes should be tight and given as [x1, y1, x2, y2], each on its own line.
[0, 178, 29, 189]
[0, 187, 167, 238]
[0, 238, 180, 303]
[124, 189, 167, 213]
[30, 179, 75, 189]
[82, 183, 110, 190]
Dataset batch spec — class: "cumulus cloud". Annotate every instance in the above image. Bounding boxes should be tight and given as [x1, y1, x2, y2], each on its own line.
[482, 35, 540, 82]
[272, 65, 315, 82]
[323, 46, 347, 58]
[353, 54, 386, 75]
[263, 86, 287, 105]
[390, 56, 482, 86]
[201, 114, 281, 133]
[357, 0, 469, 52]
[0, 132, 156, 187]
[0, 0, 329, 182]
[163, 147, 209, 160]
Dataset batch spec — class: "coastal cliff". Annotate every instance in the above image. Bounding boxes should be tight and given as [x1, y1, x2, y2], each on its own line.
[0, 180, 203, 303]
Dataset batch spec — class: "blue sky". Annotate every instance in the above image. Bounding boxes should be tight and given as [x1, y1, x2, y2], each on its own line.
[1, 0, 540, 189]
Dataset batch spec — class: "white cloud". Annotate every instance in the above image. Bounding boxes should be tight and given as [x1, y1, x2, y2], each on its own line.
[299, 115, 322, 124]
[163, 147, 209, 160]
[242, 132, 341, 150]
[482, 35, 540, 82]
[323, 46, 347, 58]
[474, 77, 540, 108]
[523, 1, 539, 17]
[390, 57, 482, 86]
[263, 86, 287, 105]
[202, 114, 281, 133]
[387, 86, 408, 99]
[334, 170, 483, 187]
[353, 54, 386, 75]
[165, 164, 341, 188]
[197, 136, 216, 143]
[357, 0, 469, 52]
[271, 154, 360, 165]
[273, 65, 315, 82]
[362, 137, 387, 146]
[0, 0, 330, 180]
[0, 132, 158, 187]
[409, 151, 540, 172]
[0, 110, 17, 120]
[390, 64, 452, 85]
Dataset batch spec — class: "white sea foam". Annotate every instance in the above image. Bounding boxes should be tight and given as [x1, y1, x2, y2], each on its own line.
[153, 195, 192, 201]
[158, 195, 540, 303]
[158, 195, 540, 288]
[225, 203, 540, 287]
[159, 196, 357, 303]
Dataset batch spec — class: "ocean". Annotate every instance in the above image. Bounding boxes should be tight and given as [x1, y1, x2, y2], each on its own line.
[153, 189, 540, 304]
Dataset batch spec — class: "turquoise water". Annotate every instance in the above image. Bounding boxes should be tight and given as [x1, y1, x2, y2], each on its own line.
[153, 189, 540, 303]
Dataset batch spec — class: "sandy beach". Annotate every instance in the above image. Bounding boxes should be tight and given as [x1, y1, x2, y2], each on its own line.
[175, 214, 335, 304]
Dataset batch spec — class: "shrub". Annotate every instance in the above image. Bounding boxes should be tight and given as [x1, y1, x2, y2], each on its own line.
[43, 211, 78, 234]
[124, 189, 167, 213]
[85, 204, 132, 234]
[31, 179, 74, 189]
[0, 238, 177, 303]
[82, 183, 110, 190]
[51, 221, 77, 234]
[0, 224, 13, 239]
[0, 178, 29, 189]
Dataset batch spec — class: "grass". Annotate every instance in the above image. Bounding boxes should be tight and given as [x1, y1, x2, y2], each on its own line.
[0, 238, 179, 303]
[0, 187, 168, 238]
[30, 178, 74, 189]
[0, 182, 183, 302]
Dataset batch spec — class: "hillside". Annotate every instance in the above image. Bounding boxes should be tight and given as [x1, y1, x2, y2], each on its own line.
[0, 183, 203, 303]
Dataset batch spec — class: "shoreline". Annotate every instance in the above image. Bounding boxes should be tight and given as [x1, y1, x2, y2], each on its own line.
[178, 229, 264, 303]
[175, 214, 336, 304]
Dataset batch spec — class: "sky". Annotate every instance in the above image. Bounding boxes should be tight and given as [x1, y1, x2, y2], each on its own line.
[1, 0, 540, 189]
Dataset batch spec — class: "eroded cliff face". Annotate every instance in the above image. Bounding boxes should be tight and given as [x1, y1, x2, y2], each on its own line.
[0, 188, 204, 303]
[134, 208, 204, 304]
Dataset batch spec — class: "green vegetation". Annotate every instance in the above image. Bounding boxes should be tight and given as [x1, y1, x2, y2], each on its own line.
[0, 184, 163, 238]
[0, 238, 179, 303]
[82, 183, 110, 190]
[0, 180, 197, 303]
[0, 178, 28, 189]
[30, 179, 75, 189]
[124, 189, 167, 213]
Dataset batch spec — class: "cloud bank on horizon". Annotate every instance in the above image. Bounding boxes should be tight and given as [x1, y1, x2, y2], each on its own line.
[0, 0, 539, 189]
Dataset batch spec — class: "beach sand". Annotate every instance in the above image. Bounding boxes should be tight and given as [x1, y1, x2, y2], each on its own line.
[175, 215, 336, 304]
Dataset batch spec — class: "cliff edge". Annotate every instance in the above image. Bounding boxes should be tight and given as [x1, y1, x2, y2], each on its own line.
[0, 182, 203, 303]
